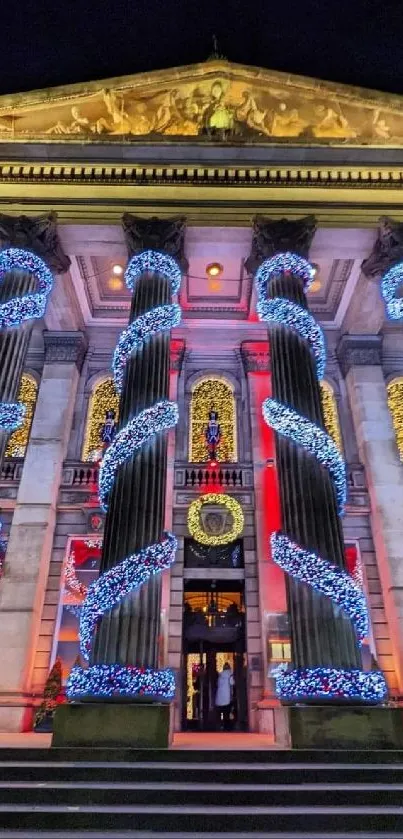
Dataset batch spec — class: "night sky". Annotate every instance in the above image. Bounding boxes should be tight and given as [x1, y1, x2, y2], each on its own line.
[0, 0, 401, 96]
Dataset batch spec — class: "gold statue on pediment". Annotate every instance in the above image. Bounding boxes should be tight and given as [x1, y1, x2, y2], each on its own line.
[271, 103, 308, 137]
[235, 91, 269, 134]
[0, 61, 403, 145]
[312, 105, 357, 139]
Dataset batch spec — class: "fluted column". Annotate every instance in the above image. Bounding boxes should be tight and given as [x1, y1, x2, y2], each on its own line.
[0, 213, 70, 465]
[85, 216, 187, 696]
[246, 216, 386, 703]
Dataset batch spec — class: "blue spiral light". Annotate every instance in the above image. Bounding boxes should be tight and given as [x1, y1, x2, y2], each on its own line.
[67, 663, 175, 700]
[275, 667, 388, 703]
[98, 400, 179, 512]
[0, 402, 25, 432]
[79, 533, 177, 661]
[257, 298, 325, 379]
[255, 252, 315, 301]
[271, 533, 368, 643]
[125, 250, 182, 294]
[381, 261, 403, 320]
[113, 304, 181, 393]
[263, 398, 346, 515]
[68, 249, 182, 702]
[256, 252, 387, 702]
[0, 248, 53, 329]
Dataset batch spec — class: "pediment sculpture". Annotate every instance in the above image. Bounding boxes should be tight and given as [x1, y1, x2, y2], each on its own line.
[0, 60, 402, 145]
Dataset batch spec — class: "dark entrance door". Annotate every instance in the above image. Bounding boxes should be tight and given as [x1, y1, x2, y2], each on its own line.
[182, 580, 248, 731]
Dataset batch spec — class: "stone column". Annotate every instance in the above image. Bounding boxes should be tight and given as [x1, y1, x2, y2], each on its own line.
[0, 213, 70, 465]
[0, 331, 87, 730]
[338, 336, 403, 693]
[246, 217, 362, 694]
[92, 216, 187, 679]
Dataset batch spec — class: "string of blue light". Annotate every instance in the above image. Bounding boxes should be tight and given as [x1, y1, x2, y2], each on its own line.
[67, 250, 182, 701]
[255, 251, 387, 702]
[381, 261, 403, 320]
[0, 248, 53, 430]
[0, 248, 54, 559]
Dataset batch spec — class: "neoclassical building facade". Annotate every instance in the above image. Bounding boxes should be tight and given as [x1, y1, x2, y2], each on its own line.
[0, 59, 403, 743]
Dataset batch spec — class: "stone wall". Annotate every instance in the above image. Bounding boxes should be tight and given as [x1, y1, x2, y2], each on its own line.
[1, 319, 400, 717]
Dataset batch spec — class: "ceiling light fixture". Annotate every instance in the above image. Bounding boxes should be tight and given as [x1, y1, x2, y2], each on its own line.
[308, 264, 321, 292]
[112, 264, 124, 276]
[108, 277, 124, 291]
[206, 262, 224, 278]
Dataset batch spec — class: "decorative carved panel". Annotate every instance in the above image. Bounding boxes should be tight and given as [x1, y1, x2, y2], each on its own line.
[1, 60, 403, 147]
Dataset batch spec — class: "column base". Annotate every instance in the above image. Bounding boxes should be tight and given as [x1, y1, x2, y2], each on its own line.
[289, 705, 403, 749]
[52, 702, 172, 748]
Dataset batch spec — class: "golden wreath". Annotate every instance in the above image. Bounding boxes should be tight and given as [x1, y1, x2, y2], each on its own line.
[187, 493, 244, 546]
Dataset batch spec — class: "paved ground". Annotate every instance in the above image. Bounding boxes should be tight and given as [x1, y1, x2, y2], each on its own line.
[0, 732, 277, 750]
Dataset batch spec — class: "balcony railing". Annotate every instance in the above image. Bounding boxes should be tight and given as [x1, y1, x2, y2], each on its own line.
[61, 463, 99, 488]
[1, 458, 24, 483]
[174, 462, 254, 491]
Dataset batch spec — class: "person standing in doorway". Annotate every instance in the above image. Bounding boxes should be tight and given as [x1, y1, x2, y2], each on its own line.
[215, 662, 234, 731]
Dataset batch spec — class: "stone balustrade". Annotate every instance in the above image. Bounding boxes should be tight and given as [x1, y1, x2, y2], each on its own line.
[174, 461, 254, 491]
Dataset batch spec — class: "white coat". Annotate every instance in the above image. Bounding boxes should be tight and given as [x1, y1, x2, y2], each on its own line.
[215, 669, 234, 707]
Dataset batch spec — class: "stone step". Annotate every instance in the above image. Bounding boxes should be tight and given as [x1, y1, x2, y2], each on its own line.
[2, 833, 403, 839]
[1, 747, 403, 764]
[1, 833, 403, 839]
[0, 781, 402, 807]
[0, 803, 403, 833]
[0, 761, 402, 785]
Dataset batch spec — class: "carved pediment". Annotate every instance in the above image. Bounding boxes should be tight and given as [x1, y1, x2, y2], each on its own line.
[0, 59, 402, 146]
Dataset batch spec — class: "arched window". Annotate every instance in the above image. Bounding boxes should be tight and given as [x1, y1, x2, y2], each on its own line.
[320, 380, 342, 452]
[387, 377, 403, 461]
[5, 373, 38, 458]
[189, 377, 237, 463]
[82, 377, 120, 462]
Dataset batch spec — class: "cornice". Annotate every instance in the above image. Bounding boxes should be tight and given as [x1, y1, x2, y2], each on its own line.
[1, 162, 403, 226]
[44, 330, 88, 371]
[0, 162, 403, 189]
[337, 334, 383, 377]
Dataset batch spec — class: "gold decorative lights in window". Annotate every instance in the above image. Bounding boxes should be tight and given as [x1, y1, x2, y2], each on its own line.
[82, 377, 120, 462]
[5, 373, 37, 458]
[387, 378, 403, 461]
[320, 380, 342, 452]
[189, 377, 237, 462]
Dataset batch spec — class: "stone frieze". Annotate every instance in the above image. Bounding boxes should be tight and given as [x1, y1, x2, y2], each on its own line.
[0, 60, 403, 146]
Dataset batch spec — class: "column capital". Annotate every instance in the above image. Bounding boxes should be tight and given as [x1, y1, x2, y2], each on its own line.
[122, 214, 188, 271]
[337, 334, 383, 377]
[0, 212, 70, 274]
[362, 216, 403, 278]
[245, 215, 316, 274]
[43, 330, 88, 371]
[241, 341, 270, 373]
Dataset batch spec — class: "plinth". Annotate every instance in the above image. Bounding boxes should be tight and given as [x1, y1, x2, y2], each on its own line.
[52, 702, 172, 748]
[289, 705, 403, 749]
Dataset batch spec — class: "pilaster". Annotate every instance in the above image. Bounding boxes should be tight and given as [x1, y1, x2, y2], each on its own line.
[241, 341, 285, 711]
[337, 332, 403, 691]
[0, 330, 86, 730]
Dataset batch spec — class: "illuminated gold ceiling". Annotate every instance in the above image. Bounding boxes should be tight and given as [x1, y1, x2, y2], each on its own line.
[0, 59, 402, 146]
